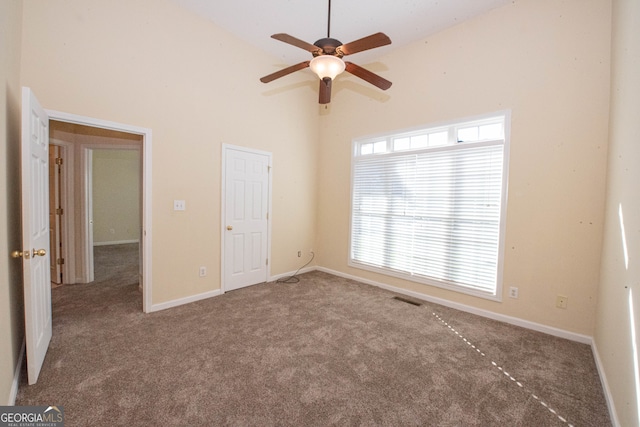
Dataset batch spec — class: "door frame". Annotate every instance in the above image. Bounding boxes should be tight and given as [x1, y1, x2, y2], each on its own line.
[47, 140, 75, 284]
[220, 144, 273, 293]
[46, 109, 154, 313]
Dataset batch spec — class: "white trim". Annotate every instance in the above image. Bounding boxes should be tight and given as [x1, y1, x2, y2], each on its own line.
[93, 239, 140, 246]
[147, 289, 223, 313]
[220, 144, 273, 293]
[46, 109, 153, 313]
[82, 148, 94, 282]
[591, 340, 621, 427]
[349, 110, 511, 302]
[317, 266, 593, 344]
[268, 266, 316, 283]
[8, 339, 25, 405]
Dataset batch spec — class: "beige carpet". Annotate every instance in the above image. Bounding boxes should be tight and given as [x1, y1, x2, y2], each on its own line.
[18, 263, 610, 426]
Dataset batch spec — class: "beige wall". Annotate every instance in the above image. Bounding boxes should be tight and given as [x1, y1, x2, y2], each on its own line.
[92, 149, 141, 244]
[12, 0, 630, 422]
[317, 0, 612, 336]
[20, 0, 320, 304]
[595, 0, 640, 424]
[0, 0, 24, 405]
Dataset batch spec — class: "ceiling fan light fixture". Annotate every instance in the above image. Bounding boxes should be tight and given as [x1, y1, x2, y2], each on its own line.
[309, 55, 345, 80]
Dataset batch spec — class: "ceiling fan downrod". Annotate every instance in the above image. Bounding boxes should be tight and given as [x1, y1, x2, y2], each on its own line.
[327, 0, 332, 38]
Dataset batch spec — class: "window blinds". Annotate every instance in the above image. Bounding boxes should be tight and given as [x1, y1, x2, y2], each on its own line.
[350, 141, 504, 295]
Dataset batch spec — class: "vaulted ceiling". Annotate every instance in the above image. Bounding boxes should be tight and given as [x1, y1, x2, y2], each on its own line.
[172, 0, 513, 64]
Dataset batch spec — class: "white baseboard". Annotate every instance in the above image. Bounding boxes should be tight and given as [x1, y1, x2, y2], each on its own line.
[268, 266, 316, 283]
[147, 288, 222, 313]
[93, 239, 139, 247]
[148, 265, 319, 313]
[591, 340, 621, 427]
[316, 266, 592, 344]
[8, 339, 25, 405]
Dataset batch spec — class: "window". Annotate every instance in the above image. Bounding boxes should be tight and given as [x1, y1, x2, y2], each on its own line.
[350, 112, 509, 299]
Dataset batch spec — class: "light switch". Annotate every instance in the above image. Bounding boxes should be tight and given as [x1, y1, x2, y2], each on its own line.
[173, 200, 186, 211]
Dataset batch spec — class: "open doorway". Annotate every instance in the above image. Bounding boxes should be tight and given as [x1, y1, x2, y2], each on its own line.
[90, 148, 141, 287]
[48, 119, 148, 309]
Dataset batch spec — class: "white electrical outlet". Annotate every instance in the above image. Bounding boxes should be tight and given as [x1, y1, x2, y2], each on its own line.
[556, 295, 568, 309]
[173, 200, 186, 211]
[199, 266, 206, 277]
[509, 286, 519, 299]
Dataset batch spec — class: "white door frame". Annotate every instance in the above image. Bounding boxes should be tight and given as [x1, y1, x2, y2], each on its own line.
[46, 109, 154, 313]
[221, 144, 273, 293]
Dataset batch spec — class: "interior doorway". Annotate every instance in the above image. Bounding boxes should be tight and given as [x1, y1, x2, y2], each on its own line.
[49, 121, 143, 286]
[46, 113, 153, 313]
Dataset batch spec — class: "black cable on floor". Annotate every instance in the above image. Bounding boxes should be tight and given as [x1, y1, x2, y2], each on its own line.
[276, 252, 315, 283]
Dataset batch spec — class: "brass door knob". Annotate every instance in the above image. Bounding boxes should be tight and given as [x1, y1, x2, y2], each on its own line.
[226, 226, 233, 231]
[11, 250, 30, 259]
[32, 249, 46, 257]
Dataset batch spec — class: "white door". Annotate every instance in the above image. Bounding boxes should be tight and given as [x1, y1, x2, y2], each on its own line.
[223, 146, 271, 291]
[20, 87, 52, 385]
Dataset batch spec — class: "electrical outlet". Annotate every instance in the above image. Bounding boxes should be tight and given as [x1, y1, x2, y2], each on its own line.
[199, 266, 206, 277]
[173, 200, 186, 211]
[298, 251, 301, 257]
[509, 286, 519, 299]
[556, 295, 568, 309]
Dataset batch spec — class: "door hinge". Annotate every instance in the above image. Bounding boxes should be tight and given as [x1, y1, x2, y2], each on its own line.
[266, 212, 269, 220]
[56, 208, 63, 215]
[266, 258, 269, 266]
[57, 258, 65, 265]
[267, 165, 271, 172]
[55, 157, 63, 165]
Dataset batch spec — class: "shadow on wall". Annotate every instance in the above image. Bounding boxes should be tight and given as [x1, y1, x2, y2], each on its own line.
[4, 83, 25, 352]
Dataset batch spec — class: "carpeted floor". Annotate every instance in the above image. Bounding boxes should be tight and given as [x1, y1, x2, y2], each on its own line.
[19, 267, 610, 426]
[92, 243, 140, 286]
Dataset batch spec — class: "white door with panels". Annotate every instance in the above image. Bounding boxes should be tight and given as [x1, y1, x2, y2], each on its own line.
[15, 87, 52, 385]
[223, 146, 271, 292]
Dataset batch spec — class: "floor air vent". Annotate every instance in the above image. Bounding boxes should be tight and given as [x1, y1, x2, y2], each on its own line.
[392, 296, 422, 306]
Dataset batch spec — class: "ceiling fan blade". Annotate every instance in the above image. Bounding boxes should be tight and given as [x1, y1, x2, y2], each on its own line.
[260, 61, 311, 83]
[319, 77, 332, 104]
[344, 62, 392, 90]
[338, 32, 391, 56]
[271, 33, 322, 54]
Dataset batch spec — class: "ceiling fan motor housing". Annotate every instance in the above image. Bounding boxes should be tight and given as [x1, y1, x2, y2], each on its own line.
[313, 38, 344, 57]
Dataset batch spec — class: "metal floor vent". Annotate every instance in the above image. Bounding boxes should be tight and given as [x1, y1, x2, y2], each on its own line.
[392, 296, 422, 306]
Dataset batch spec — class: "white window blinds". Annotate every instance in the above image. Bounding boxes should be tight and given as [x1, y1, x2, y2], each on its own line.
[350, 114, 508, 298]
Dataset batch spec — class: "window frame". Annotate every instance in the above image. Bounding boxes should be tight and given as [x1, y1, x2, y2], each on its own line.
[349, 111, 511, 301]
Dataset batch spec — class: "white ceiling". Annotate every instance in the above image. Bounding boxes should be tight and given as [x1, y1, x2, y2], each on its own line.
[172, 0, 513, 65]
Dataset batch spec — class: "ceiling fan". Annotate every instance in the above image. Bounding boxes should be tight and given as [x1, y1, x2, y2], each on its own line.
[259, 0, 392, 104]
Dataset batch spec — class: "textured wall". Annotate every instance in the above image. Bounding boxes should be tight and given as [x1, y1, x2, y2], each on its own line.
[21, 0, 320, 304]
[92, 149, 141, 244]
[317, 0, 612, 336]
[595, 0, 640, 424]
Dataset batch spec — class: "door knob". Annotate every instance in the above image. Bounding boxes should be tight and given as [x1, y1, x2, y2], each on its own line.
[11, 250, 31, 259]
[226, 226, 233, 231]
[32, 249, 46, 257]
